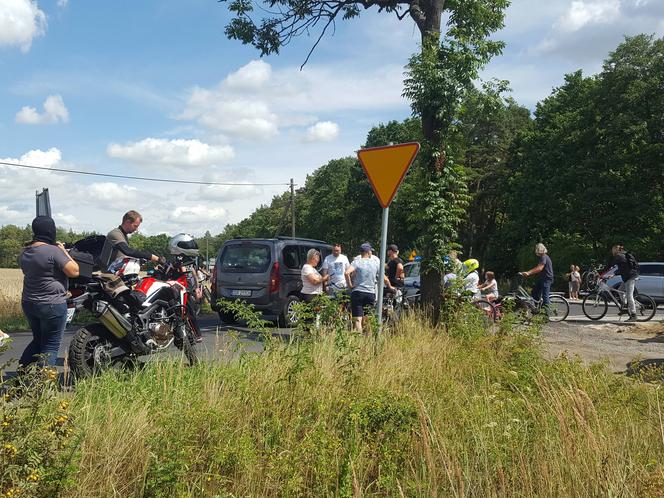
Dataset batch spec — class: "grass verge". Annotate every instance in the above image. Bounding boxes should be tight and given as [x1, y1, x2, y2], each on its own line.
[2, 310, 664, 497]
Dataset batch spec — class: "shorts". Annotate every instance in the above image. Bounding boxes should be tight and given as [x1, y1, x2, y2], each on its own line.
[301, 293, 320, 304]
[350, 291, 375, 317]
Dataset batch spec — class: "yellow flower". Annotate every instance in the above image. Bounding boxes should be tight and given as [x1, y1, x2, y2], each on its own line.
[27, 472, 40, 482]
[3, 443, 17, 457]
[58, 400, 70, 410]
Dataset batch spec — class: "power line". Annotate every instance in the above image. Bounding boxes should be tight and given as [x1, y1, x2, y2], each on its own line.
[0, 160, 293, 187]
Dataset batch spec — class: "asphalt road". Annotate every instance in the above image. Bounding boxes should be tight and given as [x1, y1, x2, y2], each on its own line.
[0, 314, 284, 374]
[2, 300, 662, 375]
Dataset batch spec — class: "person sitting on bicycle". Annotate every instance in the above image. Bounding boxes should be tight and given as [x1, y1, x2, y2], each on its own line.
[462, 259, 481, 299]
[520, 243, 554, 306]
[602, 244, 639, 321]
[478, 271, 499, 302]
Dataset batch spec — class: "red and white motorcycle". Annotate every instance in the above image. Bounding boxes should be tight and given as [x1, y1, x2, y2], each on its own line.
[67, 257, 199, 377]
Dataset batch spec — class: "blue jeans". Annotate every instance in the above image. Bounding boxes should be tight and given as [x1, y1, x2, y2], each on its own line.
[20, 301, 68, 367]
[531, 279, 552, 306]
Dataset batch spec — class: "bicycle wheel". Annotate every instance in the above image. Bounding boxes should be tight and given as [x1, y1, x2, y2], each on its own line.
[634, 293, 657, 322]
[473, 298, 497, 324]
[545, 295, 569, 322]
[582, 293, 608, 320]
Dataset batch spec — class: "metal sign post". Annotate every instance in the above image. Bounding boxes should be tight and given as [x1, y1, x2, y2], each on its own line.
[357, 142, 420, 331]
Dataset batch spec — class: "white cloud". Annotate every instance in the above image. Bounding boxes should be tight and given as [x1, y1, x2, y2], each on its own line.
[181, 86, 279, 141]
[0, 206, 24, 223]
[224, 59, 272, 90]
[0, 0, 47, 52]
[15, 95, 69, 124]
[106, 138, 234, 167]
[57, 0, 68, 7]
[55, 212, 77, 225]
[169, 204, 227, 224]
[88, 182, 139, 203]
[305, 121, 339, 142]
[558, 0, 621, 33]
[180, 59, 406, 142]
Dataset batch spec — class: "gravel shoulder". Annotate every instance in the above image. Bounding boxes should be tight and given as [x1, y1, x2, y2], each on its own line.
[542, 320, 664, 372]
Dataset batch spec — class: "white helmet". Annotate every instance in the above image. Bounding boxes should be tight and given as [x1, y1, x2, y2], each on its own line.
[168, 233, 199, 256]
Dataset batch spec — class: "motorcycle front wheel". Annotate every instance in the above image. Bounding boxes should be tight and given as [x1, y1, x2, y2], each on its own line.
[174, 323, 198, 366]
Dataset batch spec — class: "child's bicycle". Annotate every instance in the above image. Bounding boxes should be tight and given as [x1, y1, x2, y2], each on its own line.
[493, 274, 569, 323]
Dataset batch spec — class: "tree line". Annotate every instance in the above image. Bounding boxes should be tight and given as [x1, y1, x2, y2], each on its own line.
[1, 35, 662, 285]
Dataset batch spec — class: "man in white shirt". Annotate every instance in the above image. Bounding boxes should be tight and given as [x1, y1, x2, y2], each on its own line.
[321, 243, 350, 297]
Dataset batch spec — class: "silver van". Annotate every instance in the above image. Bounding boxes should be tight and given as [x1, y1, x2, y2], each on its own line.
[211, 237, 332, 326]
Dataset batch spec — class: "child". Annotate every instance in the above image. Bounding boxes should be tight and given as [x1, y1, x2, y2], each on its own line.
[478, 271, 499, 302]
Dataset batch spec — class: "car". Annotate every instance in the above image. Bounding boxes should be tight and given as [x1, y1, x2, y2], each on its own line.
[605, 262, 664, 302]
[403, 261, 421, 299]
[210, 236, 332, 327]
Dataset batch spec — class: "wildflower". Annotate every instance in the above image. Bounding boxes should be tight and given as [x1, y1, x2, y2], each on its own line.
[43, 368, 58, 381]
[3, 443, 17, 457]
[58, 400, 70, 410]
[27, 472, 40, 482]
[3, 393, 10, 402]
[4, 487, 21, 498]
[1, 416, 12, 428]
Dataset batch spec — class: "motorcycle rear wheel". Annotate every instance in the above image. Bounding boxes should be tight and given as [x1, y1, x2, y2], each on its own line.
[68, 324, 127, 378]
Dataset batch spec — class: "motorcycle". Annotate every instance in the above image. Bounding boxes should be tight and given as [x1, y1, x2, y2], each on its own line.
[66, 257, 198, 377]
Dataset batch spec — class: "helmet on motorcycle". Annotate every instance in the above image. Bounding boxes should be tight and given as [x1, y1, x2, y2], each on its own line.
[169, 233, 199, 257]
[463, 258, 479, 273]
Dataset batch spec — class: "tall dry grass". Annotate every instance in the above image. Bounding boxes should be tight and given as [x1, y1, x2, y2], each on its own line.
[0, 268, 24, 330]
[59, 313, 664, 497]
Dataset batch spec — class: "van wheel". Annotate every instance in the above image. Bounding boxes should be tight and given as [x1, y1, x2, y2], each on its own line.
[218, 310, 237, 325]
[280, 295, 301, 328]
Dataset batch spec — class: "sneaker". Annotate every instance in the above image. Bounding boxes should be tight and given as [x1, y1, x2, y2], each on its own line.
[626, 314, 637, 322]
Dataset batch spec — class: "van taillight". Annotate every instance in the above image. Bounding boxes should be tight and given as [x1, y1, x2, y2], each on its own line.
[269, 262, 280, 293]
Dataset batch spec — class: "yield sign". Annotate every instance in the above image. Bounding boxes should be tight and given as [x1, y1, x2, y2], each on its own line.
[357, 142, 420, 208]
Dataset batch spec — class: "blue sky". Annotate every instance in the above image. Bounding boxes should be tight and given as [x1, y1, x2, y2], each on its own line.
[1, 0, 663, 235]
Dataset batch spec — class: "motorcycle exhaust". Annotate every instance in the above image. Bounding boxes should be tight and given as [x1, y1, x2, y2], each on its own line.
[94, 301, 131, 339]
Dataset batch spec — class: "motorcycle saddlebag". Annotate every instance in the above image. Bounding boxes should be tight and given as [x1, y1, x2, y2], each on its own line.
[69, 248, 95, 279]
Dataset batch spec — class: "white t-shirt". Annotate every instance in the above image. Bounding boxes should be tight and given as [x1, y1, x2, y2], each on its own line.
[463, 271, 480, 297]
[482, 278, 499, 297]
[322, 254, 350, 288]
[301, 264, 323, 295]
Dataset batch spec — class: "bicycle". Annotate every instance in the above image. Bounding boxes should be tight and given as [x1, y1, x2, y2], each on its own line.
[494, 274, 569, 323]
[582, 275, 656, 321]
[581, 264, 603, 292]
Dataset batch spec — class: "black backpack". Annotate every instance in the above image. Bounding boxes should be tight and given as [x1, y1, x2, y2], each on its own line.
[625, 252, 639, 273]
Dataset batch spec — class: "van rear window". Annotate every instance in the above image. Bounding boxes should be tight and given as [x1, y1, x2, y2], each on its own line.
[220, 244, 271, 273]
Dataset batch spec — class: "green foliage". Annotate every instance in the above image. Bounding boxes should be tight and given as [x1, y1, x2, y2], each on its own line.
[0, 364, 79, 498]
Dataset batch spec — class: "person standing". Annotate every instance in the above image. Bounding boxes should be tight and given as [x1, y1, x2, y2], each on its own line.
[567, 264, 581, 300]
[345, 243, 380, 332]
[301, 249, 328, 303]
[100, 210, 163, 270]
[520, 243, 554, 306]
[19, 216, 79, 367]
[385, 244, 405, 295]
[604, 245, 639, 321]
[321, 243, 350, 297]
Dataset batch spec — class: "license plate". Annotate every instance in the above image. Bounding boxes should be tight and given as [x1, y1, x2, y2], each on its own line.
[66, 307, 76, 324]
[231, 289, 252, 297]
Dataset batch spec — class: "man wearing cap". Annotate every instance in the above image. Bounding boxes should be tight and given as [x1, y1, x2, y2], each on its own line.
[385, 244, 405, 294]
[345, 242, 381, 332]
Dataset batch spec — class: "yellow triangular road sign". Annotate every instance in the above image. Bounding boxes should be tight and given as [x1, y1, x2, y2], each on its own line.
[357, 142, 420, 208]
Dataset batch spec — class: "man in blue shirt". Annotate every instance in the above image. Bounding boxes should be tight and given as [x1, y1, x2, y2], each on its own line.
[520, 243, 554, 306]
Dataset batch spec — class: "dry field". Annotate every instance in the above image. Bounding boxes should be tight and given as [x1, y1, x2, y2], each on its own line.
[0, 268, 23, 323]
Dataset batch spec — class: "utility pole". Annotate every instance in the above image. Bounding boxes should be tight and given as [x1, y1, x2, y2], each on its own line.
[290, 178, 295, 238]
